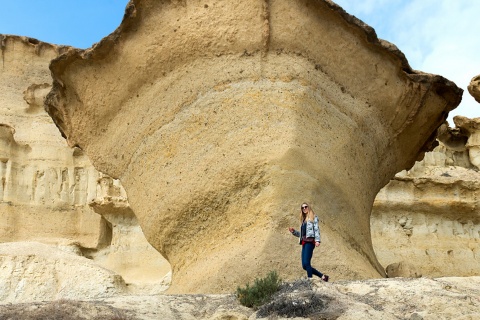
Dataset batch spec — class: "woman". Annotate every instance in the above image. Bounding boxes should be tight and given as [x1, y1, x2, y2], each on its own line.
[288, 202, 329, 282]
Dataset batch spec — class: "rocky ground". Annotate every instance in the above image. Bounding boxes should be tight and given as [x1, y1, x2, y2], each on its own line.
[0, 276, 478, 320]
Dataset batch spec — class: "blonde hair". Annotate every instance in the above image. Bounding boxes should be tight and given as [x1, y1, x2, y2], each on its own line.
[300, 202, 315, 223]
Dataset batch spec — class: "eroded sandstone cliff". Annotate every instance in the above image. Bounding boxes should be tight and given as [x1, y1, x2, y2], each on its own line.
[372, 114, 480, 278]
[44, 0, 462, 293]
[0, 35, 103, 247]
[0, 35, 170, 299]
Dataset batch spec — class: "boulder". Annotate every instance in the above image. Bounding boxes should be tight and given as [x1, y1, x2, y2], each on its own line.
[0, 242, 126, 303]
[45, 0, 462, 292]
[385, 262, 421, 278]
[468, 74, 480, 103]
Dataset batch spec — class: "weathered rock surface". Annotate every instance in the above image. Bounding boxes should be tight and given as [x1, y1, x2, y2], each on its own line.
[0, 11, 477, 317]
[372, 119, 480, 278]
[384, 261, 422, 278]
[468, 74, 480, 103]
[89, 175, 171, 293]
[0, 242, 127, 303]
[0, 277, 478, 319]
[45, 0, 462, 293]
[454, 116, 480, 169]
[0, 35, 170, 297]
[0, 35, 103, 248]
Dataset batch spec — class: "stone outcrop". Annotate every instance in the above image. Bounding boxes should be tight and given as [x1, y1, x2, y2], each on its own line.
[371, 74, 480, 277]
[0, 242, 127, 303]
[0, 35, 170, 297]
[454, 116, 480, 168]
[0, 35, 103, 248]
[371, 83, 480, 279]
[384, 261, 422, 278]
[468, 74, 480, 103]
[45, 0, 462, 293]
[372, 118, 480, 278]
[0, 276, 479, 319]
[89, 175, 171, 292]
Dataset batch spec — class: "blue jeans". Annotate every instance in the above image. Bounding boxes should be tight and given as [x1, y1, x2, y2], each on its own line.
[301, 242, 323, 278]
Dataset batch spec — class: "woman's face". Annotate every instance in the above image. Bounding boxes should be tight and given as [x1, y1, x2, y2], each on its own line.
[301, 204, 309, 212]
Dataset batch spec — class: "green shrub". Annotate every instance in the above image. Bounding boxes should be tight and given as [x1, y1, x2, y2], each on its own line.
[236, 270, 282, 308]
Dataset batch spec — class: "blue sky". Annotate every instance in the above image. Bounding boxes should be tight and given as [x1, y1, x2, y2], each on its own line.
[1, 0, 478, 124]
[0, 1, 128, 49]
[335, 0, 480, 123]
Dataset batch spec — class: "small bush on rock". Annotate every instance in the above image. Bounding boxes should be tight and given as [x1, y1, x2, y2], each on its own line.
[257, 291, 329, 318]
[257, 279, 342, 319]
[236, 270, 282, 308]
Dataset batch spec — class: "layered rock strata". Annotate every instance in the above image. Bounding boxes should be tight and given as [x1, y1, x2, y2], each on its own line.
[0, 35, 103, 248]
[45, 0, 462, 293]
[372, 117, 480, 278]
[0, 35, 170, 296]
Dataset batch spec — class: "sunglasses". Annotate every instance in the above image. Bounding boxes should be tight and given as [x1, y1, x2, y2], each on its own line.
[302, 206, 308, 209]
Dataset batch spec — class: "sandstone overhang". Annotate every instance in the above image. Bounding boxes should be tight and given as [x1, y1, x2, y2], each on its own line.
[45, 0, 463, 293]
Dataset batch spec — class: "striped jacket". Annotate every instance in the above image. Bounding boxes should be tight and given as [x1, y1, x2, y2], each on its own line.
[291, 215, 321, 244]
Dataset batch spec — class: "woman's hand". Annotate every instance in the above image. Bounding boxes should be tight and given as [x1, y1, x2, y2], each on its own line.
[288, 227, 294, 233]
[315, 241, 320, 247]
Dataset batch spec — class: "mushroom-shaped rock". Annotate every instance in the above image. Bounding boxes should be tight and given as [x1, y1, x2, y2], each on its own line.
[454, 116, 480, 169]
[45, 0, 462, 293]
[468, 74, 480, 103]
[436, 122, 468, 152]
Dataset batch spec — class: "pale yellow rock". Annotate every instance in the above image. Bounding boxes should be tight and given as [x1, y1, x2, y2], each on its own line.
[0, 34, 171, 296]
[468, 74, 480, 103]
[454, 116, 480, 169]
[0, 242, 127, 303]
[1, 276, 477, 319]
[0, 35, 104, 248]
[45, 0, 462, 293]
[333, 277, 480, 320]
[372, 134, 480, 277]
[385, 261, 421, 278]
[89, 175, 171, 292]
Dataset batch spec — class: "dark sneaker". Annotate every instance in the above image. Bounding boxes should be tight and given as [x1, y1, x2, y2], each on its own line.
[322, 275, 329, 282]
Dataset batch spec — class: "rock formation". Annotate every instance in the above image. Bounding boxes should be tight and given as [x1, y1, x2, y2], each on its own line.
[44, 0, 462, 293]
[1, 277, 479, 319]
[0, 35, 170, 299]
[372, 143, 480, 278]
[468, 74, 480, 103]
[454, 116, 480, 168]
[0, 242, 127, 303]
[0, 35, 103, 248]
[372, 87, 480, 280]
[89, 175, 171, 292]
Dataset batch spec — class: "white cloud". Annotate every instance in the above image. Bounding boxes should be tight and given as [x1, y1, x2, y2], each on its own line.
[333, 0, 480, 124]
[395, 0, 480, 122]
